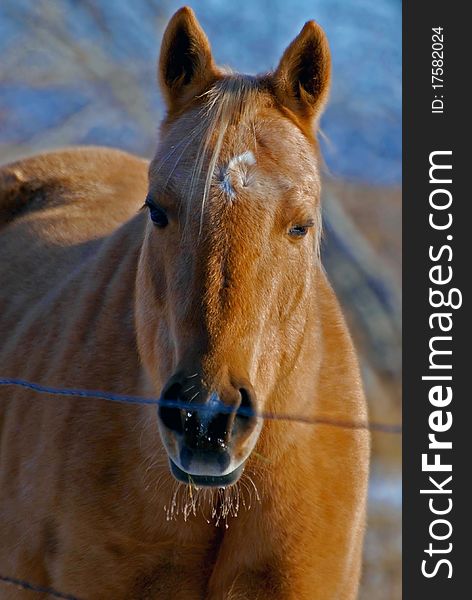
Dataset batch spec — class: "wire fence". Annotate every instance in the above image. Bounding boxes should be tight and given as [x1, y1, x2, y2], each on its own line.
[0, 376, 401, 597]
[0, 378, 402, 433]
[0, 574, 82, 600]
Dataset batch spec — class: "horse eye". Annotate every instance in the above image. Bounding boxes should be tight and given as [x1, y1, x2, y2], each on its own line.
[145, 198, 168, 228]
[288, 224, 309, 238]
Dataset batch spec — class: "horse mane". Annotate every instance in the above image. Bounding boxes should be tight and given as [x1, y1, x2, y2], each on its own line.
[0, 147, 148, 229]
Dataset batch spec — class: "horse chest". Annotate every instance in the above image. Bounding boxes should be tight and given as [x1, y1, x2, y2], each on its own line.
[128, 560, 211, 600]
[106, 529, 222, 599]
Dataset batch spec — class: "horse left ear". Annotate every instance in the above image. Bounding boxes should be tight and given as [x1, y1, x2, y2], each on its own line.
[158, 7, 218, 114]
[273, 20, 331, 122]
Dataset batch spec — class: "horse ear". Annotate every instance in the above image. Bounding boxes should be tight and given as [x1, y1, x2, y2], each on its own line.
[159, 7, 217, 114]
[273, 21, 331, 122]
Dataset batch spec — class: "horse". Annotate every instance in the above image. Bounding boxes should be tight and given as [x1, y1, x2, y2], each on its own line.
[0, 7, 369, 599]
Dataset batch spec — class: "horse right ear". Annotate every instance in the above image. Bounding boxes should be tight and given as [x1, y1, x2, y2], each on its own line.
[159, 7, 218, 114]
[273, 20, 331, 123]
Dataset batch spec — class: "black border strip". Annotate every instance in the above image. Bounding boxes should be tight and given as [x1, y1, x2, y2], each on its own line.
[403, 3, 468, 597]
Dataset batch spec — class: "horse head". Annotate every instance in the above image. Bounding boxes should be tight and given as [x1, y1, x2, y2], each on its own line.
[135, 7, 331, 487]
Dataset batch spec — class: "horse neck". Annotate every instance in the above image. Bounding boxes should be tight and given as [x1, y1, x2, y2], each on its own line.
[60, 212, 149, 395]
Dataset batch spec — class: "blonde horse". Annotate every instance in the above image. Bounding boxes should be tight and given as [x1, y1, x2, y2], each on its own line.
[0, 7, 369, 599]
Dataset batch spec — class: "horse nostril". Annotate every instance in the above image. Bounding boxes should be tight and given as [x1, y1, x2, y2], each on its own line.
[159, 382, 184, 434]
[239, 387, 255, 418]
[159, 378, 258, 444]
[232, 386, 257, 436]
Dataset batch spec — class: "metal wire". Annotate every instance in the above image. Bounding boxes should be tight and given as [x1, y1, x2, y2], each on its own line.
[0, 574, 82, 600]
[0, 377, 402, 433]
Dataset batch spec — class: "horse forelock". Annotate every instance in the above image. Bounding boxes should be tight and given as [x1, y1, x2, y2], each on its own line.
[150, 73, 322, 255]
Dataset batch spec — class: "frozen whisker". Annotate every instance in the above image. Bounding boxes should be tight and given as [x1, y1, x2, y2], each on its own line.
[189, 391, 200, 402]
[162, 472, 258, 527]
[165, 480, 184, 521]
[240, 479, 252, 510]
[243, 474, 261, 505]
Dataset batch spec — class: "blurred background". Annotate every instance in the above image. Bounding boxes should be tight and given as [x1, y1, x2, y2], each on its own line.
[0, 1, 401, 597]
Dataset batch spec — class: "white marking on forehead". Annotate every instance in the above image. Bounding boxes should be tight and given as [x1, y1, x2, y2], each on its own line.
[218, 151, 256, 198]
[227, 150, 256, 170]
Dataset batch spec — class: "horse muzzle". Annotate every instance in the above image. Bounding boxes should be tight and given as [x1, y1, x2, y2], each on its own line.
[157, 372, 261, 487]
